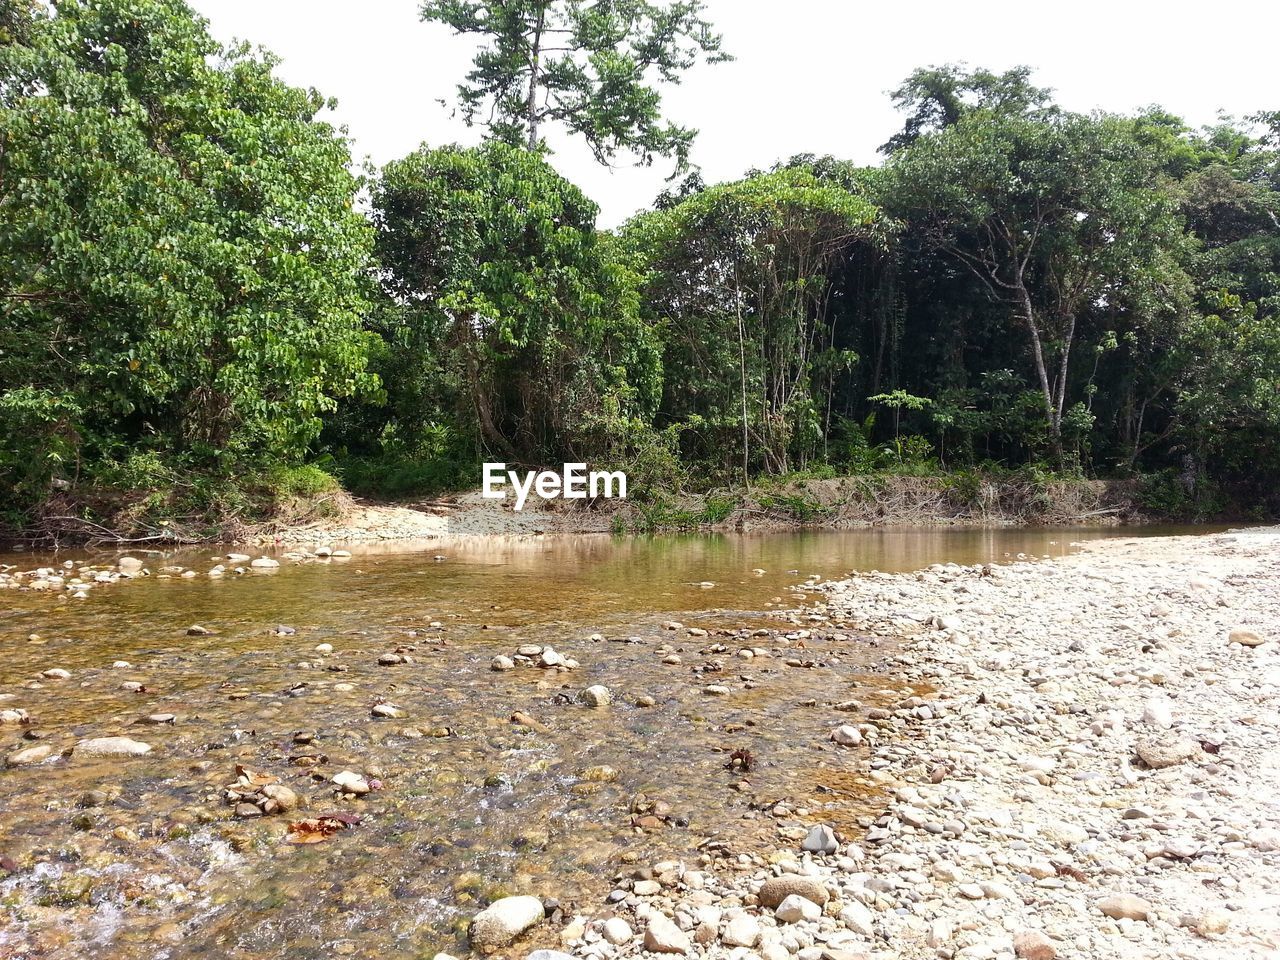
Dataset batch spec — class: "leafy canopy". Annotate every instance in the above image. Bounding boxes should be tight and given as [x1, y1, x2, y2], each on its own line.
[419, 0, 729, 171]
[0, 0, 375, 505]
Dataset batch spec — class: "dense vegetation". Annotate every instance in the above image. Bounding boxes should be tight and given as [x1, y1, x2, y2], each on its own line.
[3, 0, 1278, 537]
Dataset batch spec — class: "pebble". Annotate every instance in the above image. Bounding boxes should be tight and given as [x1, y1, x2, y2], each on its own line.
[579, 685, 612, 707]
[73, 736, 153, 757]
[602, 917, 633, 945]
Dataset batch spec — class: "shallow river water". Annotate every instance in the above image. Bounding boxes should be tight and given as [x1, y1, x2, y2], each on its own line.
[0, 526, 1206, 959]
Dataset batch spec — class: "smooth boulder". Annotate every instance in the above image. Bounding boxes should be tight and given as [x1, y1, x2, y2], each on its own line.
[468, 895, 545, 949]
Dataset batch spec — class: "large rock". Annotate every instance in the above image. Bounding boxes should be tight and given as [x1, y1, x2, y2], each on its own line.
[468, 895, 545, 949]
[643, 914, 690, 955]
[757, 875, 829, 909]
[74, 737, 153, 757]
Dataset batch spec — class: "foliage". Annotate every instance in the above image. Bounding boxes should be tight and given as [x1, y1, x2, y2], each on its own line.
[419, 0, 728, 170]
[363, 141, 661, 467]
[620, 165, 892, 479]
[0, 0, 375, 512]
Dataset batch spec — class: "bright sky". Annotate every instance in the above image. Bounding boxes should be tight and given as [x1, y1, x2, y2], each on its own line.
[189, 0, 1276, 227]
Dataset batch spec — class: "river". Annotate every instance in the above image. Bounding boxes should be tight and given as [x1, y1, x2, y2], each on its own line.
[0, 526, 1211, 959]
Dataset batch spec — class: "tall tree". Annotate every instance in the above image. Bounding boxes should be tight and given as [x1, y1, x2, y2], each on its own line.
[419, 0, 729, 170]
[0, 0, 375, 504]
[372, 141, 661, 463]
[880, 63, 1053, 154]
[889, 110, 1184, 457]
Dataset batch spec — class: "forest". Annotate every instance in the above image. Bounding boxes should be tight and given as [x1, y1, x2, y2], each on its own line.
[3, 0, 1279, 537]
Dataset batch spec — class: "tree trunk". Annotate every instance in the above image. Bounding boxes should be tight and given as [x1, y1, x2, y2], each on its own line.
[525, 5, 545, 150]
[1016, 282, 1063, 460]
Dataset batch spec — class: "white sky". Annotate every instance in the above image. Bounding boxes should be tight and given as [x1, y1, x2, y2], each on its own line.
[189, 0, 1277, 227]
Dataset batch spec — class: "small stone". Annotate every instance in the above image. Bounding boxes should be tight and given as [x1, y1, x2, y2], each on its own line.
[830, 725, 862, 747]
[643, 914, 691, 955]
[6, 743, 53, 767]
[1013, 931, 1056, 960]
[722, 913, 760, 947]
[491, 655, 516, 671]
[332, 770, 371, 795]
[1228, 627, 1265, 647]
[775, 894, 821, 923]
[74, 736, 152, 757]
[250, 557, 280, 569]
[757, 876, 829, 909]
[468, 895, 545, 949]
[802, 824, 838, 855]
[1140, 697, 1174, 729]
[371, 703, 403, 718]
[579, 685, 612, 707]
[602, 917, 633, 945]
[1097, 894, 1153, 922]
[186, 624, 212, 636]
[633, 879, 661, 896]
[40, 668, 71, 680]
[1136, 736, 1199, 769]
[261, 783, 299, 812]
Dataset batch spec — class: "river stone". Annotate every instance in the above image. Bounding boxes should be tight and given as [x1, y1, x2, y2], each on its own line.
[831, 725, 862, 746]
[6, 743, 53, 767]
[775, 894, 821, 923]
[722, 913, 760, 947]
[1, 708, 30, 724]
[117, 556, 144, 571]
[250, 557, 280, 569]
[261, 783, 299, 812]
[802, 823, 839, 854]
[1013, 930, 1057, 960]
[1136, 735, 1199, 769]
[1097, 894, 1153, 921]
[525, 953, 575, 960]
[1228, 627, 1265, 646]
[41, 668, 71, 680]
[643, 914, 690, 955]
[468, 895, 545, 949]
[757, 875, 829, 909]
[332, 770, 371, 794]
[602, 917, 633, 945]
[491, 655, 516, 671]
[579, 685, 612, 707]
[75, 736, 152, 757]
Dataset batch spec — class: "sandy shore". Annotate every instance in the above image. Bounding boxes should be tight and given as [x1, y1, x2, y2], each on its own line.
[519, 527, 1279, 960]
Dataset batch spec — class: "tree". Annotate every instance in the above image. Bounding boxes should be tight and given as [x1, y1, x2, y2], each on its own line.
[622, 166, 891, 476]
[419, 0, 729, 170]
[880, 63, 1053, 154]
[0, 0, 375, 506]
[888, 109, 1184, 459]
[371, 141, 661, 464]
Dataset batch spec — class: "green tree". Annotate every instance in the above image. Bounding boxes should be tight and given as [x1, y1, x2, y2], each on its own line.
[419, 0, 729, 170]
[371, 141, 661, 463]
[889, 108, 1184, 458]
[0, 0, 375, 508]
[880, 63, 1053, 154]
[623, 166, 891, 477]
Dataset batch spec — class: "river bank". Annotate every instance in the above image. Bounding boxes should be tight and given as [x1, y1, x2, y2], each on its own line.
[517, 526, 1279, 960]
[3, 473, 1156, 549]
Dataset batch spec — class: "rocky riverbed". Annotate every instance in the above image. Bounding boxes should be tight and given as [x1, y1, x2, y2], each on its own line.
[486, 527, 1279, 960]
